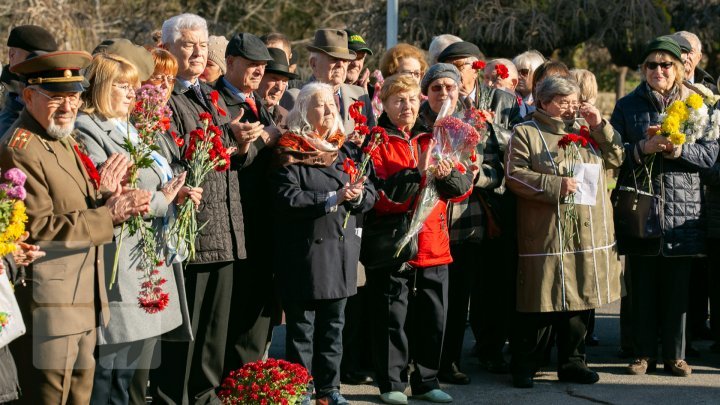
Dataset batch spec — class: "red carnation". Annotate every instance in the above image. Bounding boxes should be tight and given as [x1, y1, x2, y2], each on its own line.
[494, 63, 509, 80]
[472, 60, 486, 70]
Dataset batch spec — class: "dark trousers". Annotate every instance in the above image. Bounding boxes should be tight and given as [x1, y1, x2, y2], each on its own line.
[619, 258, 633, 351]
[469, 235, 515, 361]
[92, 339, 155, 405]
[151, 261, 236, 405]
[628, 255, 690, 361]
[710, 238, 720, 343]
[511, 310, 590, 376]
[284, 298, 347, 397]
[687, 258, 710, 341]
[440, 243, 479, 370]
[341, 285, 373, 374]
[366, 265, 449, 395]
[128, 337, 159, 405]
[223, 258, 279, 376]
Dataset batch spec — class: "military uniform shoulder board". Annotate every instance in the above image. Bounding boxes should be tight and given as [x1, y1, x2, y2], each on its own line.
[7, 128, 34, 150]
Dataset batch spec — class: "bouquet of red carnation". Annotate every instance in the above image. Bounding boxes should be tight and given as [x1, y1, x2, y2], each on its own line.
[395, 110, 481, 257]
[218, 358, 312, 405]
[556, 126, 595, 254]
[169, 113, 231, 261]
[348, 100, 370, 145]
[341, 126, 389, 228]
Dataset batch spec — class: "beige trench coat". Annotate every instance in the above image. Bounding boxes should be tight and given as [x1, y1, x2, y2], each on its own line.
[505, 110, 624, 312]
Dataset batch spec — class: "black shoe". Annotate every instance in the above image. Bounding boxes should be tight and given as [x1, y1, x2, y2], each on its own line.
[479, 358, 510, 374]
[340, 371, 373, 385]
[438, 363, 470, 385]
[511, 374, 534, 388]
[557, 366, 600, 384]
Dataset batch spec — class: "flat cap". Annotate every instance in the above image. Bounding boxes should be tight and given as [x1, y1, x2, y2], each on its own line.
[670, 34, 692, 53]
[226, 33, 272, 62]
[7, 25, 58, 52]
[437, 41, 482, 63]
[92, 38, 154, 81]
[11, 50, 92, 92]
[643, 36, 682, 62]
[421, 63, 461, 95]
[345, 29, 373, 56]
[265, 47, 299, 80]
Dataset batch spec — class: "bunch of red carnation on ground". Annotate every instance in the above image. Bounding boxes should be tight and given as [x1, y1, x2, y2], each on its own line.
[170, 112, 231, 261]
[341, 126, 389, 228]
[218, 358, 312, 405]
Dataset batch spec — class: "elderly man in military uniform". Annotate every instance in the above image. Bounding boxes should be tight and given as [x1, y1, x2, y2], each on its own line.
[1, 50, 151, 404]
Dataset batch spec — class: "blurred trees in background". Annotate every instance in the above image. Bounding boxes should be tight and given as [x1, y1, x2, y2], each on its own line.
[1, 0, 718, 99]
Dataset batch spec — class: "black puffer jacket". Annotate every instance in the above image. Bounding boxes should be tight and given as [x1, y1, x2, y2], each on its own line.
[167, 80, 255, 264]
[610, 82, 719, 256]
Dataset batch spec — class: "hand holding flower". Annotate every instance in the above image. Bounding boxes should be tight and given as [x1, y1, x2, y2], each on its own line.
[434, 159, 454, 179]
[161, 172, 186, 203]
[178, 186, 203, 209]
[560, 177, 578, 198]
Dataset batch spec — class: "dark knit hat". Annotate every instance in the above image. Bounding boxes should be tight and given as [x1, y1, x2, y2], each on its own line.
[643, 36, 682, 62]
[420, 63, 461, 95]
[7, 25, 58, 52]
[437, 41, 482, 63]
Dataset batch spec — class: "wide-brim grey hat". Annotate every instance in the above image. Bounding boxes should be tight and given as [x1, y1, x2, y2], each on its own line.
[421, 63, 461, 95]
[305, 29, 356, 61]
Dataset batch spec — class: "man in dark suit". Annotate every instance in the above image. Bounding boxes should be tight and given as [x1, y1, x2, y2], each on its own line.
[213, 33, 286, 377]
[152, 15, 269, 405]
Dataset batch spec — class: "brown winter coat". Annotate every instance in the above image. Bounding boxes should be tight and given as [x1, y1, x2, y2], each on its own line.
[505, 110, 624, 312]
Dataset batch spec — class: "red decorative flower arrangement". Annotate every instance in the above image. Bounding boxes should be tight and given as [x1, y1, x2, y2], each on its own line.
[137, 262, 169, 313]
[348, 100, 370, 145]
[218, 358, 312, 405]
[73, 144, 100, 188]
[210, 90, 227, 117]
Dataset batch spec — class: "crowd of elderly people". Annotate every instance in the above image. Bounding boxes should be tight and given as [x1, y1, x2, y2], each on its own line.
[0, 11, 719, 405]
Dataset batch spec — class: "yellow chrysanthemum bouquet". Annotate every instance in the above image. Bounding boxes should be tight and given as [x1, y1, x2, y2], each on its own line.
[658, 93, 719, 145]
[0, 168, 28, 257]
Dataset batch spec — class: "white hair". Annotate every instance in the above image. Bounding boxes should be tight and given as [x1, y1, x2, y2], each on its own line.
[512, 50, 545, 72]
[161, 13, 208, 45]
[428, 34, 463, 65]
[675, 31, 702, 53]
[286, 82, 343, 137]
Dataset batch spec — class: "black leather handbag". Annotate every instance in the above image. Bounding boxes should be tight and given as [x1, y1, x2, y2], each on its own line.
[360, 212, 418, 270]
[611, 163, 662, 239]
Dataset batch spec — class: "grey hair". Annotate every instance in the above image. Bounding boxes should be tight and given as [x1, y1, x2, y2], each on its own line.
[161, 13, 208, 45]
[428, 34, 463, 65]
[534, 75, 580, 107]
[675, 31, 701, 53]
[512, 50, 546, 72]
[286, 82, 344, 137]
[485, 58, 519, 79]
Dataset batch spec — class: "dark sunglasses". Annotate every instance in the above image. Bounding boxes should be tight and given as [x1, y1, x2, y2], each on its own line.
[518, 68, 530, 76]
[644, 61, 674, 71]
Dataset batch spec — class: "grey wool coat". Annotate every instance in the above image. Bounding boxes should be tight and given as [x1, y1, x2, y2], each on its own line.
[74, 112, 185, 345]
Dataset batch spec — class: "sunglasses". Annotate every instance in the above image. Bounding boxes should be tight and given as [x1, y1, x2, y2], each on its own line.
[429, 83, 457, 93]
[518, 68, 530, 76]
[644, 61, 674, 71]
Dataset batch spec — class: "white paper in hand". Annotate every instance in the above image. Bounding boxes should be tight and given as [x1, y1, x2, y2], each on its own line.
[573, 163, 601, 206]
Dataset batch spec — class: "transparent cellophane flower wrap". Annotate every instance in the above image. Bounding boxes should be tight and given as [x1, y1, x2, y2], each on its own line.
[394, 100, 481, 257]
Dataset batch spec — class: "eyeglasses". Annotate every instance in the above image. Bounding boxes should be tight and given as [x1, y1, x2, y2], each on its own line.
[32, 88, 81, 107]
[399, 70, 423, 78]
[518, 68, 530, 76]
[147, 74, 176, 86]
[451, 61, 472, 70]
[112, 83, 136, 94]
[645, 61, 674, 71]
[429, 83, 457, 93]
[552, 99, 579, 109]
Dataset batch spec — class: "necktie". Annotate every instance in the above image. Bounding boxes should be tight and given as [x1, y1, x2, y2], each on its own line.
[192, 83, 208, 108]
[334, 92, 343, 120]
[245, 96, 259, 118]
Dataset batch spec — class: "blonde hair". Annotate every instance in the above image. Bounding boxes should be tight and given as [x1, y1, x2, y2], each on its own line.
[570, 69, 597, 104]
[82, 53, 139, 118]
[642, 51, 685, 88]
[379, 74, 420, 103]
[380, 43, 429, 79]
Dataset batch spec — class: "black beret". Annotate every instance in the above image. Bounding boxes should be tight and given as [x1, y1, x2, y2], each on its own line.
[226, 33, 273, 62]
[437, 41, 482, 63]
[7, 25, 58, 53]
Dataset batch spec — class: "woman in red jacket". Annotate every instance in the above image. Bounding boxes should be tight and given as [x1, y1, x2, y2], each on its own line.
[364, 74, 474, 405]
